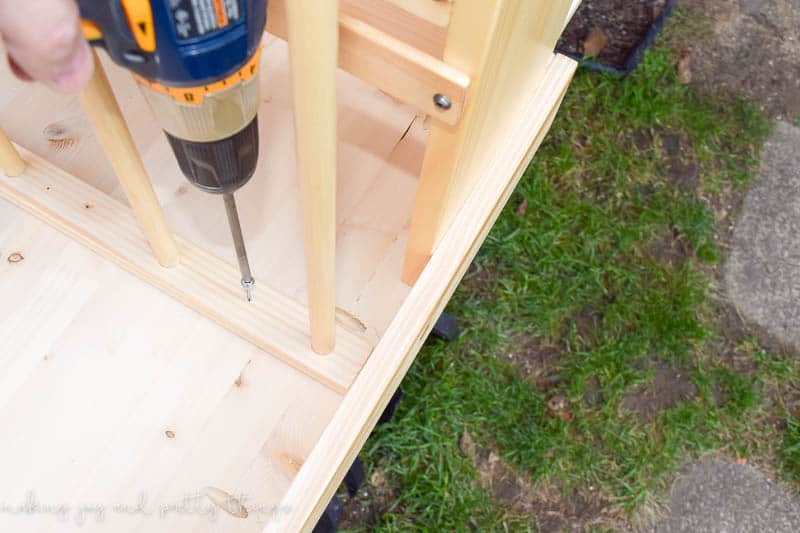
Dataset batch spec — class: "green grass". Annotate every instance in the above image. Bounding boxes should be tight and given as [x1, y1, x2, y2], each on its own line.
[342, 38, 786, 532]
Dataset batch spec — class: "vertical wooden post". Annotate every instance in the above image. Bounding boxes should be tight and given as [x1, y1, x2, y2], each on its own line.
[402, 1, 507, 284]
[0, 129, 26, 177]
[286, 0, 338, 354]
[80, 50, 179, 268]
[402, 0, 569, 284]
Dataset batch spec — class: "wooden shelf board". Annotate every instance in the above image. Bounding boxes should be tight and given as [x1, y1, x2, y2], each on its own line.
[0, 206, 342, 532]
[268, 53, 578, 532]
[0, 149, 371, 393]
[0, 33, 431, 532]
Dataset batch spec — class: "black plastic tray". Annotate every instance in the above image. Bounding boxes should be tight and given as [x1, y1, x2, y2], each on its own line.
[556, 0, 678, 75]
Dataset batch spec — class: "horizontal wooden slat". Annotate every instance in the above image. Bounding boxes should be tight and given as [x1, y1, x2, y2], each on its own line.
[267, 0, 469, 125]
[342, 0, 447, 58]
[0, 147, 374, 394]
[384, 0, 452, 27]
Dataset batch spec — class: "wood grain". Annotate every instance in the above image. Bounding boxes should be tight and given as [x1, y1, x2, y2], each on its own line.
[385, 0, 452, 27]
[0, 146, 373, 393]
[341, 0, 447, 58]
[0, 210, 342, 531]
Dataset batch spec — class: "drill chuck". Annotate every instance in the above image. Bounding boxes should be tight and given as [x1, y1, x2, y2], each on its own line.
[165, 116, 259, 194]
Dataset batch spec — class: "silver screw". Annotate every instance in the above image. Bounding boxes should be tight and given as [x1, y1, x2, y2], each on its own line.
[433, 93, 452, 111]
[241, 278, 255, 303]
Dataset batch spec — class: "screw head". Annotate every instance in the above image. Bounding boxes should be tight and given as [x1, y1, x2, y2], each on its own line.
[433, 93, 452, 111]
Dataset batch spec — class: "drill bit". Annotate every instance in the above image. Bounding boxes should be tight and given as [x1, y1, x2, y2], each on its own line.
[223, 193, 255, 303]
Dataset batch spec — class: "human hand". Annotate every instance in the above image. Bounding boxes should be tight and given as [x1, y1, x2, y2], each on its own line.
[0, 0, 93, 92]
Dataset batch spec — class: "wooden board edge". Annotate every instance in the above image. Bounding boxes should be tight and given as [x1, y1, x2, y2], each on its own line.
[0, 149, 374, 394]
[265, 54, 578, 532]
[567, 0, 582, 27]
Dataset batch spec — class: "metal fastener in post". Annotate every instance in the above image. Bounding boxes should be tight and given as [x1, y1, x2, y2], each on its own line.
[433, 93, 452, 111]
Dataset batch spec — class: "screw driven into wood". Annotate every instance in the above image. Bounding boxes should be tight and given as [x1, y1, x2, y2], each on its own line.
[433, 93, 452, 110]
[241, 278, 255, 303]
[224, 193, 256, 303]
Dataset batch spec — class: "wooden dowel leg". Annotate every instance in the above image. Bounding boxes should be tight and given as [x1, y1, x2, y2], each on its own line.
[0, 128, 26, 177]
[286, 0, 338, 354]
[79, 50, 179, 268]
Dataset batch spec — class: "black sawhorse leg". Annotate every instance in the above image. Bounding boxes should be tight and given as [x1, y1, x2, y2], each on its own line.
[313, 312, 458, 531]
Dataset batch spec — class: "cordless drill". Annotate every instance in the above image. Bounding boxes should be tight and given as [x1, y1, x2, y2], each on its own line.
[78, 0, 268, 302]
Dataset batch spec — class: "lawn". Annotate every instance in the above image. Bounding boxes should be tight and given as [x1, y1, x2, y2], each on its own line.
[339, 16, 800, 532]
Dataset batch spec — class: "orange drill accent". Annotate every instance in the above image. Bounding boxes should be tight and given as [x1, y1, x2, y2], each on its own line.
[120, 0, 156, 52]
[81, 19, 103, 42]
[213, 0, 229, 28]
[133, 48, 261, 105]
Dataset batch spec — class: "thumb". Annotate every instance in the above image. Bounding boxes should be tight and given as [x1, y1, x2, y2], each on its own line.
[0, 0, 93, 92]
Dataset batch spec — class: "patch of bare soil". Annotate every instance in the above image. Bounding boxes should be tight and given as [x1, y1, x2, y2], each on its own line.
[572, 306, 604, 349]
[338, 467, 400, 530]
[460, 430, 625, 532]
[463, 260, 499, 301]
[649, 226, 693, 267]
[680, 0, 800, 120]
[506, 335, 565, 391]
[622, 364, 698, 422]
[659, 131, 700, 193]
[559, 0, 669, 69]
[584, 376, 605, 408]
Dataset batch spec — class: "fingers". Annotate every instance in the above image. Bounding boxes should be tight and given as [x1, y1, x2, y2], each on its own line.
[0, 0, 93, 92]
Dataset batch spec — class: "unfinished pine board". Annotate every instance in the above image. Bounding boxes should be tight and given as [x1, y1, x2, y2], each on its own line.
[0, 35, 421, 343]
[0, 206, 342, 532]
[341, 0, 448, 58]
[269, 53, 577, 532]
[384, 0, 452, 27]
[0, 147, 369, 392]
